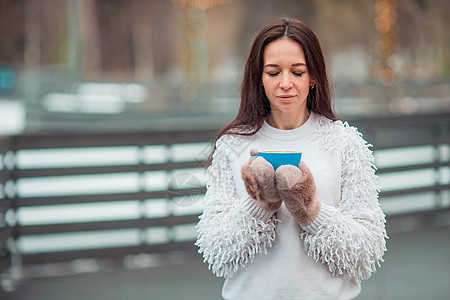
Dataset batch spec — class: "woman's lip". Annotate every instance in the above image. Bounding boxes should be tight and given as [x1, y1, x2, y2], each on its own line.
[278, 95, 296, 101]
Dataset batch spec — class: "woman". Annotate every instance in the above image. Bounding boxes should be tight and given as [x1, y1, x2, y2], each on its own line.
[196, 17, 387, 300]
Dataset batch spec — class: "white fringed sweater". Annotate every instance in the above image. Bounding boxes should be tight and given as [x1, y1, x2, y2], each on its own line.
[196, 112, 387, 300]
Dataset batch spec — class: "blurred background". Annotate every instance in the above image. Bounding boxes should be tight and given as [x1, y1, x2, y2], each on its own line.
[0, 0, 449, 299]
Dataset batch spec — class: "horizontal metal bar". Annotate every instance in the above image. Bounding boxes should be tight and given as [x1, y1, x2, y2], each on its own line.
[15, 187, 205, 207]
[376, 162, 449, 174]
[380, 184, 450, 198]
[348, 111, 449, 128]
[372, 139, 448, 151]
[17, 214, 199, 236]
[16, 191, 166, 206]
[386, 206, 450, 221]
[13, 130, 216, 150]
[20, 241, 197, 265]
[385, 207, 450, 233]
[16, 161, 206, 178]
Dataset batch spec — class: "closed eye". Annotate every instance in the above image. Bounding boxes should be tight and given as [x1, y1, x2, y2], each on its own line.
[293, 72, 305, 77]
[267, 72, 279, 77]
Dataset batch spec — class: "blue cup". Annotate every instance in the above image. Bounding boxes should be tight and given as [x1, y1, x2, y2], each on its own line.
[251, 151, 302, 170]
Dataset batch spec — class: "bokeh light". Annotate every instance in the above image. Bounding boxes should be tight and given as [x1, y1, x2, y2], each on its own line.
[379, 67, 396, 86]
[374, 0, 398, 87]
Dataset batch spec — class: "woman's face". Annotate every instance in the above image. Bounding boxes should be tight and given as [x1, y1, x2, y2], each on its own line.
[262, 38, 314, 116]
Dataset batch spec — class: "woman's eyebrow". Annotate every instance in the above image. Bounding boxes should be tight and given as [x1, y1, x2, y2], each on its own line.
[264, 63, 306, 68]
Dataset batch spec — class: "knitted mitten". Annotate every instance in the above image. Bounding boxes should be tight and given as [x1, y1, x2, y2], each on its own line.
[241, 149, 282, 211]
[274, 163, 321, 225]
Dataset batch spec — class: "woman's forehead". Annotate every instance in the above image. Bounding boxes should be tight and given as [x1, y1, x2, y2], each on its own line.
[263, 38, 306, 65]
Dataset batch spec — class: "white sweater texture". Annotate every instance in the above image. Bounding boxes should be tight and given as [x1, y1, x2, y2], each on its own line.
[196, 112, 387, 300]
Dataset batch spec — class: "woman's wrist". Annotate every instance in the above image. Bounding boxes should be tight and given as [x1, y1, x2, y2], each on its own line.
[300, 204, 336, 234]
[241, 195, 278, 222]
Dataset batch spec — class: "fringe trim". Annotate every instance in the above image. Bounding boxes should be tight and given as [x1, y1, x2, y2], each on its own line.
[300, 211, 386, 280]
[300, 115, 388, 280]
[196, 213, 280, 278]
[196, 134, 280, 278]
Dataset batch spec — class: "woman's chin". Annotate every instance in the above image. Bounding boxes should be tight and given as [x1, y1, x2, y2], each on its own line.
[276, 105, 299, 114]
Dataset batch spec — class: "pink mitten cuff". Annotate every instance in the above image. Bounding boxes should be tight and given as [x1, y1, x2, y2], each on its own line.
[275, 163, 321, 225]
[241, 196, 277, 222]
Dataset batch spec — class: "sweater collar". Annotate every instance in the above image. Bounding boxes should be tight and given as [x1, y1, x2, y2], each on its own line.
[259, 111, 318, 141]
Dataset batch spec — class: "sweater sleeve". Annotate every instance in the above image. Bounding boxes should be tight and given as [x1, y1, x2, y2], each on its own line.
[300, 125, 388, 281]
[195, 135, 279, 278]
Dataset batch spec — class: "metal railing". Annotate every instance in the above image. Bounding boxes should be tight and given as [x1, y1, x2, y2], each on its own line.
[0, 129, 214, 275]
[355, 112, 449, 203]
[0, 111, 449, 290]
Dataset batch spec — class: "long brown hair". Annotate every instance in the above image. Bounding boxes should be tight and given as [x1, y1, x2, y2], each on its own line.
[208, 17, 338, 165]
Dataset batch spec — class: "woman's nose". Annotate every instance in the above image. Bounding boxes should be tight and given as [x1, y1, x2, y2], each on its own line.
[279, 75, 293, 90]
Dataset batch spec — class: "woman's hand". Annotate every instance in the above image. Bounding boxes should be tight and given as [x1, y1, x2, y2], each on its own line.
[241, 149, 282, 211]
[274, 163, 321, 225]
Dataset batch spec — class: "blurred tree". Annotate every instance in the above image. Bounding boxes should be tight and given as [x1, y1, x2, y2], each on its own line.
[130, 0, 155, 81]
[0, 0, 25, 66]
[96, 0, 133, 77]
[77, 0, 102, 77]
[310, 0, 377, 82]
[396, 0, 450, 79]
[0, 0, 448, 82]
[38, 1, 67, 67]
[205, 2, 247, 81]
[24, 0, 41, 68]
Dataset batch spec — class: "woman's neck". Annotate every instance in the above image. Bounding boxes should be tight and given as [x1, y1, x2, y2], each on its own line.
[266, 109, 310, 130]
